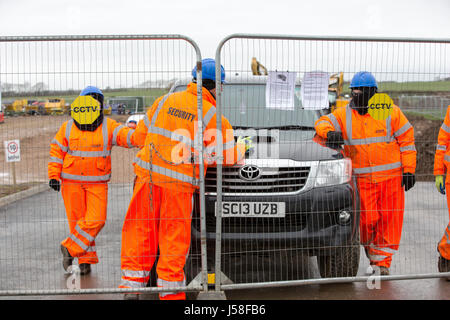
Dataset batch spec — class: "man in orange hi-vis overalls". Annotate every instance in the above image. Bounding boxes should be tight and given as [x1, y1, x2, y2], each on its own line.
[315, 71, 416, 276]
[433, 105, 450, 280]
[119, 58, 248, 300]
[48, 86, 136, 276]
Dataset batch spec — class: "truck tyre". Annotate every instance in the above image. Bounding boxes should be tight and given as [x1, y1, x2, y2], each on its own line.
[317, 234, 360, 278]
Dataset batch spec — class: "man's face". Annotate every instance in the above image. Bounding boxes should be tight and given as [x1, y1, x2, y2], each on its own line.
[209, 83, 223, 99]
[351, 87, 376, 108]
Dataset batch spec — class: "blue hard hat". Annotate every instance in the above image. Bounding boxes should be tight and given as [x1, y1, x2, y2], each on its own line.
[349, 71, 378, 89]
[192, 58, 226, 83]
[80, 86, 104, 98]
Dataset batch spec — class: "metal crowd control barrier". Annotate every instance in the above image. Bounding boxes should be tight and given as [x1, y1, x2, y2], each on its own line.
[0, 35, 208, 298]
[214, 34, 450, 294]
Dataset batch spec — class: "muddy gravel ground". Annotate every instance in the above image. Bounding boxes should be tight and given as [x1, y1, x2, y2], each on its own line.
[0, 113, 443, 194]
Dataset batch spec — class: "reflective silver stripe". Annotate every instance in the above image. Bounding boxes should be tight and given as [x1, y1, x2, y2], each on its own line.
[65, 120, 73, 143]
[345, 104, 393, 146]
[325, 113, 341, 132]
[134, 157, 196, 185]
[86, 246, 95, 253]
[394, 122, 412, 137]
[315, 120, 330, 127]
[203, 106, 216, 128]
[51, 139, 68, 153]
[122, 269, 150, 279]
[370, 245, 397, 255]
[61, 172, 111, 181]
[441, 123, 450, 133]
[126, 129, 134, 148]
[149, 126, 194, 147]
[437, 145, 447, 151]
[69, 234, 88, 251]
[353, 161, 402, 174]
[151, 94, 170, 126]
[67, 150, 111, 157]
[112, 125, 126, 146]
[75, 225, 95, 243]
[400, 145, 416, 152]
[346, 136, 395, 145]
[49, 156, 63, 164]
[369, 254, 388, 262]
[119, 279, 146, 289]
[144, 113, 150, 129]
[445, 155, 450, 162]
[157, 278, 185, 287]
[157, 278, 186, 296]
[445, 228, 450, 245]
[102, 119, 109, 152]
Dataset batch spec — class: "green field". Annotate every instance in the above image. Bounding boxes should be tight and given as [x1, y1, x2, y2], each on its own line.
[4, 88, 169, 109]
[341, 80, 450, 94]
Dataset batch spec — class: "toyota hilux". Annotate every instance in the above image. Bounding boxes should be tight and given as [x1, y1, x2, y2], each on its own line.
[170, 76, 360, 285]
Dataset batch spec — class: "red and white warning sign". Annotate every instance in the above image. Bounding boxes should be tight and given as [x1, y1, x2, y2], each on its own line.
[4, 140, 21, 162]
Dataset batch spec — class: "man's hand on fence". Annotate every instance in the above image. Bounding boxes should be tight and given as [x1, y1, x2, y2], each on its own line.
[49, 179, 61, 192]
[237, 136, 253, 152]
[435, 175, 445, 195]
[326, 131, 344, 149]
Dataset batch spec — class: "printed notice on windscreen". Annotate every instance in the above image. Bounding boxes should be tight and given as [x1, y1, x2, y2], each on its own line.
[265, 71, 296, 111]
[301, 71, 329, 110]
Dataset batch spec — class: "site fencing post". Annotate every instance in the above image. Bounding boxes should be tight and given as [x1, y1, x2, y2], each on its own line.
[214, 33, 450, 293]
[0, 34, 208, 298]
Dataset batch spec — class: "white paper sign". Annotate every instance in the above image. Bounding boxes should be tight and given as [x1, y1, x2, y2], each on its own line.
[265, 71, 296, 111]
[300, 71, 330, 110]
[4, 140, 20, 162]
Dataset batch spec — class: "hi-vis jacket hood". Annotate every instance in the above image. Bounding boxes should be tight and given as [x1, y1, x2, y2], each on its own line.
[131, 82, 245, 192]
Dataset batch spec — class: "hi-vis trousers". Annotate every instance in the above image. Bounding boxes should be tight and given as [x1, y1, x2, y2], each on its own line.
[119, 176, 193, 300]
[60, 181, 108, 264]
[357, 175, 405, 268]
[439, 180, 450, 260]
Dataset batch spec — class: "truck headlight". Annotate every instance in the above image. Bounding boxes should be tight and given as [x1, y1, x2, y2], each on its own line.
[314, 158, 352, 187]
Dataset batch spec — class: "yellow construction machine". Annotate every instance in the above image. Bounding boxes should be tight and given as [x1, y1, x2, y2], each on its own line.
[328, 72, 351, 111]
[251, 57, 268, 76]
[44, 98, 66, 115]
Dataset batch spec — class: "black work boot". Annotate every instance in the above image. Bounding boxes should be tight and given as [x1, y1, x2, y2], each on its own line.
[438, 255, 450, 281]
[60, 245, 73, 272]
[379, 266, 390, 276]
[79, 263, 91, 276]
[124, 293, 140, 300]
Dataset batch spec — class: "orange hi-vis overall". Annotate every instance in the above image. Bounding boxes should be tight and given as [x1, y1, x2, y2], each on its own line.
[434, 105, 450, 261]
[119, 82, 245, 300]
[315, 103, 416, 268]
[48, 118, 135, 264]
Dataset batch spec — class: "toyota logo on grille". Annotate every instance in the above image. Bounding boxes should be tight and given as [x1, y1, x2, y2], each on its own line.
[239, 165, 262, 181]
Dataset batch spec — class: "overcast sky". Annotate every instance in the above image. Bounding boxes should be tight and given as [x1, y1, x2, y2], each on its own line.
[1, 0, 449, 58]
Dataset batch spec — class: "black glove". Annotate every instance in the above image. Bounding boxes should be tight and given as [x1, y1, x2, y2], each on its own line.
[49, 179, 61, 192]
[402, 173, 415, 192]
[326, 131, 344, 148]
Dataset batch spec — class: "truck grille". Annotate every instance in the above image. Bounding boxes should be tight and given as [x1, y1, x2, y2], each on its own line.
[205, 166, 311, 195]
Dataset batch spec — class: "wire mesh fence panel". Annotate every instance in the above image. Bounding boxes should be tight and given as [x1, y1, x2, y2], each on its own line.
[213, 35, 450, 290]
[0, 35, 207, 297]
